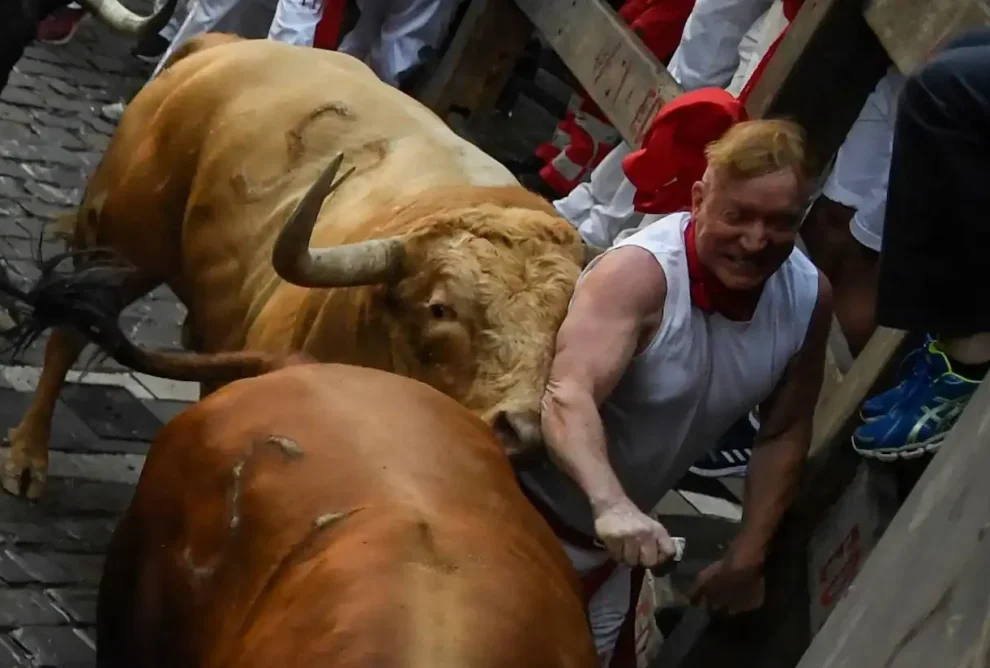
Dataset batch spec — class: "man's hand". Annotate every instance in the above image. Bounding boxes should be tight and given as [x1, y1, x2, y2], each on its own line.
[689, 548, 765, 615]
[593, 499, 678, 568]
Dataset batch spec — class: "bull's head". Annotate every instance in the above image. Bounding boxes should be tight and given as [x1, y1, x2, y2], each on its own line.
[272, 154, 605, 456]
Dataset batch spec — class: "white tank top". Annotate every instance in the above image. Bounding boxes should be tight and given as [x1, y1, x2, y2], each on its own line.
[520, 211, 820, 537]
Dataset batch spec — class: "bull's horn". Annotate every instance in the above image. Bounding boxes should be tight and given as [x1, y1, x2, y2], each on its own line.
[583, 243, 607, 266]
[272, 153, 406, 288]
[78, 0, 178, 36]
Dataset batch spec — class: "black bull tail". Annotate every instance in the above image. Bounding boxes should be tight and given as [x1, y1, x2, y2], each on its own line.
[0, 249, 299, 384]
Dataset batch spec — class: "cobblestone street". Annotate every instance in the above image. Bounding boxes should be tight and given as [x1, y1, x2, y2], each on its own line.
[0, 18, 194, 666]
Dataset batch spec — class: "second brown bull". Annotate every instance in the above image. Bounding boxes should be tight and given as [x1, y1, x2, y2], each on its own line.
[98, 362, 597, 668]
[3, 34, 603, 499]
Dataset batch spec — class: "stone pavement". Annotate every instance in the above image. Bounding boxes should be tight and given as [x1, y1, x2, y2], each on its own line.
[0, 17, 198, 667]
[0, 19, 745, 667]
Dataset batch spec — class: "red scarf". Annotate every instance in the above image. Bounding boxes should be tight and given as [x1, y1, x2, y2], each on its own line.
[684, 219, 762, 321]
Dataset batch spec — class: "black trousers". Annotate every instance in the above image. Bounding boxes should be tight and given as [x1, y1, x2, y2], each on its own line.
[876, 28, 990, 337]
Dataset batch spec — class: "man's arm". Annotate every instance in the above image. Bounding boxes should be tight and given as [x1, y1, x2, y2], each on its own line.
[690, 273, 833, 614]
[540, 246, 676, 566]
[735, 272, 834, 563]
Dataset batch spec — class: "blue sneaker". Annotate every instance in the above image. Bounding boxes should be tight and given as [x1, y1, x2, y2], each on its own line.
[859, 334, 934, 422]
[852, 341, 980, 461]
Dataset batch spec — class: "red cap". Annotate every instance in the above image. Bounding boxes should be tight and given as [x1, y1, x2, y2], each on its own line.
[622, 87, 746, 214]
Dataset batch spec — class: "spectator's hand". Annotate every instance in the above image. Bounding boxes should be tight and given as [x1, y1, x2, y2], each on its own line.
[689, 548, 765, 615]
[593, 499, 677, 567]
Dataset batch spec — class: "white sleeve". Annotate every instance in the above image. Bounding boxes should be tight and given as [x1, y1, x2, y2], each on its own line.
[553, 143, 645, 247]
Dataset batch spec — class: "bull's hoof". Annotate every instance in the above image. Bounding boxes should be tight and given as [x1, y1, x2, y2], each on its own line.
[1, 442, 47, 500]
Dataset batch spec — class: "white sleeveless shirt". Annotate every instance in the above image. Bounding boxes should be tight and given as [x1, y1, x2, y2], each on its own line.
[520, 211, 820, 537]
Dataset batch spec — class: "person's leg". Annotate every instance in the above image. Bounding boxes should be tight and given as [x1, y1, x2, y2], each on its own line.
[802, 67, 904, 356]
[853, 29, 990, 460]
[150, 0, 243, 79]
[726, 0, 786, 97]
[368, 0, 463, 87]
[561, 542, 631, 667]
[268, 0, 323, 45]
[666, 0, 775, 91]
[338, 0, 386, 64]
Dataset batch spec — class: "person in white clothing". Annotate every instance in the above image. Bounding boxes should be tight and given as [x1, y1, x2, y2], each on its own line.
[338, 0, 465, 87]
[519, 118, 832, 667]
[800, 67, 904, 355]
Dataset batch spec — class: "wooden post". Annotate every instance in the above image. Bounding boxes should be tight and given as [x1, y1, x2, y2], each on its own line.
[513, 0, 681, 147]
[795, 378, 990, 668]
[742, 0, 891, 167]
[419, 0, 532, 121]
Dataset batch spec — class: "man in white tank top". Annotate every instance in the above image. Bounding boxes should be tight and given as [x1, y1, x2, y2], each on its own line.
[519, 118, 832, 666]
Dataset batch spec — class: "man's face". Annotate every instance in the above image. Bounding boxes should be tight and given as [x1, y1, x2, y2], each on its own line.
[691, 167, 805, 290]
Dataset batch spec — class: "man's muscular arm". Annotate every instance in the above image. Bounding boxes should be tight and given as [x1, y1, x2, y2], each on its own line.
[738, 273, 833, 560]
[540, 246, 675, 567]
[692, 273, 833, 613]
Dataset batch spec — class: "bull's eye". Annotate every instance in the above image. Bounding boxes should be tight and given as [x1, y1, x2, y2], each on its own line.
[429, 303, 455, 320]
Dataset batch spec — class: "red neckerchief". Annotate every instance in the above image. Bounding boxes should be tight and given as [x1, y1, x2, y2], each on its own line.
[684, 219, 763, 322]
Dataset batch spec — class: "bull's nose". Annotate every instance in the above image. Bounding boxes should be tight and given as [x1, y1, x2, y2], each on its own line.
[492, 410, 543, 455]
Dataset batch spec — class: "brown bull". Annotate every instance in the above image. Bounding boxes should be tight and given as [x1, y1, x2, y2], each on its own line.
[4, 33, 602, 498]
[98, 362, 597, 668]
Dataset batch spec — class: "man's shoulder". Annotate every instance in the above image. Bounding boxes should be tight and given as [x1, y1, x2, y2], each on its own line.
[615, 211, 691, 246]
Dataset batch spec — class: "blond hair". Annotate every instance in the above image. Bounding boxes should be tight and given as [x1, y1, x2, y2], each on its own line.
[704, 119, 809, 182]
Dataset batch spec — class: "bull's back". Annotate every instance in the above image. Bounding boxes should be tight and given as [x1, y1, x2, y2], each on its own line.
[100, 364, 594, 668]
[78, 37, 517, 348]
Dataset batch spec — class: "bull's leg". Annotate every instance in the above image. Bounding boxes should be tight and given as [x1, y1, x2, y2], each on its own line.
[3, 276, 160, 499]
[3, 327, 87, 499]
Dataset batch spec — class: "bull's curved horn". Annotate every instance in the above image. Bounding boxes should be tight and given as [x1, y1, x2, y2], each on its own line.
[583, 242, 607, 266]
[78, 0, 178, 36]
[272, 153, 406, 288]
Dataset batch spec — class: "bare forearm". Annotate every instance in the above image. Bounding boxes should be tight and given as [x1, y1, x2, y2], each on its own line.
[735, 434, 808, 560]
[541, 389, 628, 514]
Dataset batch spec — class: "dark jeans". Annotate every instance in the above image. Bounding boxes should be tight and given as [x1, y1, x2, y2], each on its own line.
[876, 28, 990, 337]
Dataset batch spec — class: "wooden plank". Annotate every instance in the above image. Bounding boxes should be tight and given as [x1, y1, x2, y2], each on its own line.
[514, 0, 890, 164]
[513, 0, 682, 147]
[419, 0, 532, 120]
[866, 0, 990, 75]
[743, 0, 892, 166]
[796, 378, 990, 668]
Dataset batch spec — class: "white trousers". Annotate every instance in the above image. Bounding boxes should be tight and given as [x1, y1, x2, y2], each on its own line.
[562, 541, 632, 668]
[151, 0, 462, 87]
[153, 0, 186, 42]
[820, 67, 905, 252]
[151, 0, 280, 79]
[338, 0, 464, 87]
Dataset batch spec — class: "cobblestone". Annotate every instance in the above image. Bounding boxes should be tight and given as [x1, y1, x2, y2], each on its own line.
[0, 18, 190, 665]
